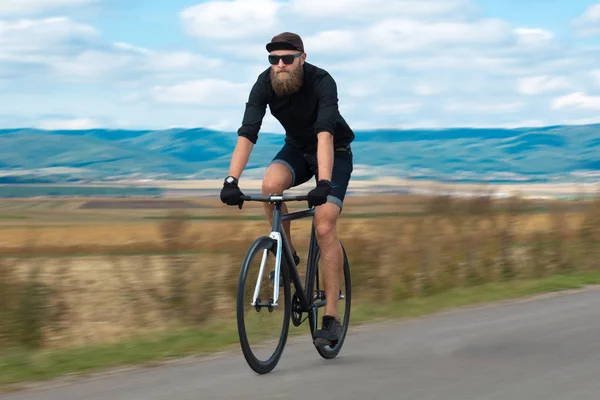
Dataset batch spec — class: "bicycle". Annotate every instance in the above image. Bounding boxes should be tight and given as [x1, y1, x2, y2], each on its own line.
[235, 193, 351, 374]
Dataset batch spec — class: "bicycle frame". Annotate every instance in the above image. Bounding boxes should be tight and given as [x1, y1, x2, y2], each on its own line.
[246, 195, 319, 313]
[237, 193, 351, 374]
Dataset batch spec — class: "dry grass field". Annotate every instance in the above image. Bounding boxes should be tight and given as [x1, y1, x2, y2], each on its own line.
[0, 194, 586, 253]
[1, 191, 600, 354]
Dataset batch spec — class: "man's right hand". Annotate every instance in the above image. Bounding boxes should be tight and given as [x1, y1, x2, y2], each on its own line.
[220, 176, 244, 209]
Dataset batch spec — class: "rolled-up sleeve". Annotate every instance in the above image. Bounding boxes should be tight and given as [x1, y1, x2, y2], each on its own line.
[314, 73, 339, 136]
[237, 77, 267, 144]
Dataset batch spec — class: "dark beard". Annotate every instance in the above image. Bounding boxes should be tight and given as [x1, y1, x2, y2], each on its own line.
[271, 64, 304, 96]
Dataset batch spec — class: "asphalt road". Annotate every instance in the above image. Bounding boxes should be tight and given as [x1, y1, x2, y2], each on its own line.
[5, 286, 600, 400]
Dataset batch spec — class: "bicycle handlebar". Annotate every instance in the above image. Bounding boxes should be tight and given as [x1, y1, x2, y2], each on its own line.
[239, 194, 309, 203]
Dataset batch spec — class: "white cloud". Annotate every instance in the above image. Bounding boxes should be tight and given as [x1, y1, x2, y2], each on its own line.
[120, 92, 142, 103]
[513, 28, 554, 46]
[366, 18, 511, 53]
[210, 43, 269, 64]
[303, 30, 357, 53]
[47, 48, 222, 81]
[4, 0, 600, 131]
[50, 50, 136, 79]
[374, 103, 422, 115]
[495, 120, 547, 129]
[180, 0, 282, 40]
[200, 113, 282, 134]
[302, 15, 559, 77]
[160, 0, 598, 130]
[0, 17, 107, 80]
[551, 92, 600, 111]
[0, 0, 95, 16]
[207, 120, 234, 131]
[287, 0, 472, 20]
[146, 52, 222, 71]
[37, 117, 99, 130]
[512, 28, 557, 54]
[444, 100, 525, 113]
[0, 17, 99, 54]
[398, 54, 519, 73]
[566, 116, 600, 125]
[591, 70, 600, 85]
[413, 83, 441, 95]
[151, 79, 249, 106]
[394, 120, 442, 129]
[113, 42, 152, 56]
[517, 75, 571, 95]
[0, 17, 222, 82]
[340, 103, 355, 113]
[345, 84, 376, 98]
[354, 118, 557, 130]
[573, 3, 600, 36]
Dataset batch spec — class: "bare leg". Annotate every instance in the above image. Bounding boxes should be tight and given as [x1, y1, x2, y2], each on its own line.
[314, 202, 343, 319]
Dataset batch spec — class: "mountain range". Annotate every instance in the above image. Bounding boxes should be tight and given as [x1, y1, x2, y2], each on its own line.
[1, 123, 600, 184]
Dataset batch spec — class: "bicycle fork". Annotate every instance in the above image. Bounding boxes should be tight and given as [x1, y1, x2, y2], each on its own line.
[251, 231, 283, 307]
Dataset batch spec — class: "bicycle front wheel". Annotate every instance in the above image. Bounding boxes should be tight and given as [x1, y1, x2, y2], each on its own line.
[236, 235, 291, 374]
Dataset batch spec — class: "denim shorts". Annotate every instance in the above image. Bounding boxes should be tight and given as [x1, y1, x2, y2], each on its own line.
[269, 143, 353, 210]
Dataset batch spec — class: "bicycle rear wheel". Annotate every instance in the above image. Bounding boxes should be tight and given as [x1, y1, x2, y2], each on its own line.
[236, 235, 291, 374]
[308, 241, 352, 359]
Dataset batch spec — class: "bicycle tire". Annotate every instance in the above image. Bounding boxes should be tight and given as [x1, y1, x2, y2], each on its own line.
[308, 241, 352, 359]
[236, 235, 292, 374]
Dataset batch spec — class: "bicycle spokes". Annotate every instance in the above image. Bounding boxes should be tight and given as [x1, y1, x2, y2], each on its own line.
[238, 237, 290, 372]
[250, 248, 269, 308]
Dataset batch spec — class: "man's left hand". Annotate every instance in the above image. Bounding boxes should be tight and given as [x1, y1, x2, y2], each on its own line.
[307, 179, 334, 208]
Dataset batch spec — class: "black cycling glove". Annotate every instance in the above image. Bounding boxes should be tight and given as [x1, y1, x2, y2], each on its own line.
[307, 179, 334, 208]
[220, 176, 244, 209]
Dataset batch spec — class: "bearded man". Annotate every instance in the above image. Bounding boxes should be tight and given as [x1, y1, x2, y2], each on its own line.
[220, 32, 355, 348]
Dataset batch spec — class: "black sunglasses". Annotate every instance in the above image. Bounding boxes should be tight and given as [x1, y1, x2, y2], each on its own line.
[268, 52, 303, 65]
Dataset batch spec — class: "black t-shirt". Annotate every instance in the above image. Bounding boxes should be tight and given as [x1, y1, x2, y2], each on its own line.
[237, 62, 355, 151]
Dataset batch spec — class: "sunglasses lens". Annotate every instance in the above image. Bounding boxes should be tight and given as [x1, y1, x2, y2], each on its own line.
[268, 54, 298, 65]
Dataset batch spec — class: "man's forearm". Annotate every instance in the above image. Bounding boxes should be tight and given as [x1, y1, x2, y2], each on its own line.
[228, 136, 254, 179]
[316, 131, 334, 182]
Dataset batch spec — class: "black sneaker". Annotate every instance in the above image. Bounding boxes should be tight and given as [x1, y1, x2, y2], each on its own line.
[313, 315, 341, 348]
[269, 251, 299, 286]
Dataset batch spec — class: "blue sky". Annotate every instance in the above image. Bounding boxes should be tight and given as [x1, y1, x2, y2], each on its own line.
[1, 0, 600, 133]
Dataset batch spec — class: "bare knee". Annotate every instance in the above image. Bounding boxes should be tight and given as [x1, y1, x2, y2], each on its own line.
[316, 220, 335, 242]
[315, 203, 339, 245]
[262, 163, 292, 195]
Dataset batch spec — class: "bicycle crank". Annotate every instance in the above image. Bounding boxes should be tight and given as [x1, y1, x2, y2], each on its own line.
[291, 292, 308, 326]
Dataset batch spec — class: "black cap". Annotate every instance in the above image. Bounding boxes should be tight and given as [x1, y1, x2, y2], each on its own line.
[266, 32, 304, 53]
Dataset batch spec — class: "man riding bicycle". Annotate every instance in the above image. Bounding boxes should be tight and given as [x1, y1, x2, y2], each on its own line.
[220, 32, 354, 348]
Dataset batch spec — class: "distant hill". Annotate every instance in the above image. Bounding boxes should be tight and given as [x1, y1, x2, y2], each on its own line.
[2, 124, 600, 183]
